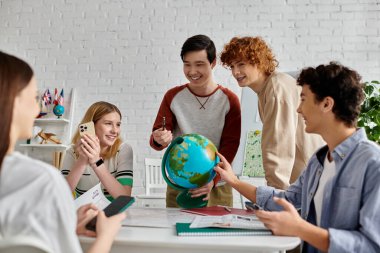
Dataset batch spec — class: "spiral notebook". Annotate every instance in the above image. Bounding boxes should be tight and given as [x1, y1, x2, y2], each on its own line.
[176, 223, 272, 237]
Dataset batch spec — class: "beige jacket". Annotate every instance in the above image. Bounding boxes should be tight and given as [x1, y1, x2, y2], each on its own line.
[258, 72, 324, 189]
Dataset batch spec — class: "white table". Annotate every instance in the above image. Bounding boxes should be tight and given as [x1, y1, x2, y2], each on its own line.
[80, 208, 300, 253]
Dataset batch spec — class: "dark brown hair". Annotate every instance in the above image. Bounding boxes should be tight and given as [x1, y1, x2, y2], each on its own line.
[297, 62, 364, 127]
[0, 51, 34, 170]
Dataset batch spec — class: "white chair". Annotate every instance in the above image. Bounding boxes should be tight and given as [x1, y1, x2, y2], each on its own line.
[136, 158, 166, 208]
[0, 236, 51, 253]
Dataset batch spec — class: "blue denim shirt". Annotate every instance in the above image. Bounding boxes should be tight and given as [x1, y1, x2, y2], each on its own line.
[256, 128, 380, 253]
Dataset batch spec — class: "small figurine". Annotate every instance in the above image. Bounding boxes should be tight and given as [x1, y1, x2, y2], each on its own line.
[38, 130, 61, 144]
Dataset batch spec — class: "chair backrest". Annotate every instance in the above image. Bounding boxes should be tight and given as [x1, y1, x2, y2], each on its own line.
[0, 236, 51, 253]
[144, 158, 166, 195]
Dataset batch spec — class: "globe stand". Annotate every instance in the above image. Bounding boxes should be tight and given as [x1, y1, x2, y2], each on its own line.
[161, 136, 213, 209]
[176, 190, 207, 209]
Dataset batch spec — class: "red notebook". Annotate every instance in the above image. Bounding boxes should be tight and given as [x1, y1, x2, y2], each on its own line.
[180, 206, 255, 216]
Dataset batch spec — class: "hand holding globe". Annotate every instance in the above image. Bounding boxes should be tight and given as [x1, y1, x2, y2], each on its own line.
[161, 133, 220, 208]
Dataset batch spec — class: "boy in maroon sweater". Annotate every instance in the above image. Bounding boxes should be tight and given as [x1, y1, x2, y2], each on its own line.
[149, 35, 241, 207]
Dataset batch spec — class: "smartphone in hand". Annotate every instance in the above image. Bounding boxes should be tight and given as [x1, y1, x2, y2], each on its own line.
[79, 121, 96, 137]
[85, 195, 135, 232]
[245, 201, 264, 211]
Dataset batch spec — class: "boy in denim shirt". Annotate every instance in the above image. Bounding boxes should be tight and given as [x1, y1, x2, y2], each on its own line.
[215, 62, 380, 252]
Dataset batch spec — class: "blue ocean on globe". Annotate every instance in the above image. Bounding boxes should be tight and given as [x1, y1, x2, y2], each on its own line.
[53, 104, 64, 117]
[164, 134, 219, 189]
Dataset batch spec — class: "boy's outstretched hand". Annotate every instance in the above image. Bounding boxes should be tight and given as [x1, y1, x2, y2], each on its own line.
[255, 197, 303, 236]
[214, 152, 239, 187]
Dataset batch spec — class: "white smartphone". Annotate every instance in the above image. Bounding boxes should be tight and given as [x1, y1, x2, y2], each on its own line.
[78, 121, 96, 137]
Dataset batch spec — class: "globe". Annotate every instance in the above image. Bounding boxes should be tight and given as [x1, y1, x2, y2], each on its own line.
[53, 104, 65, 118]
[161, 133, 219, 208]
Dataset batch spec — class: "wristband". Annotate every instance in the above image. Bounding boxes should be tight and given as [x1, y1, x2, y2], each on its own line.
[94, 158, 104, 167]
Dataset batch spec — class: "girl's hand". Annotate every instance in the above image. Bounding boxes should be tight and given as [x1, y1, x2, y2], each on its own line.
[80, 134, 101, 165]
[74, 139, 89, 165]
[76, 203, 99, 237]
[96, 211, 126, 240]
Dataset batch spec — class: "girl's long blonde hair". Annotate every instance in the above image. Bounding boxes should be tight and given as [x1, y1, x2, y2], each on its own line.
[72, 101, 122, 160]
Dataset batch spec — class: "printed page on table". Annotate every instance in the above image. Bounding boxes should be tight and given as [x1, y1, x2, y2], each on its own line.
[74, 183, 111, 210]
[190, 214, 268, 230]
[180, 206, 255, 216]
[123, 208, 196, 228]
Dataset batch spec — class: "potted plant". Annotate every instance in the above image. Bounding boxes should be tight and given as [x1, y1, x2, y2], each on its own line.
[358, 80, 380, 144]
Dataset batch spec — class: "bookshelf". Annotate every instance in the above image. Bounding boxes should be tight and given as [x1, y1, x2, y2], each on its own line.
[18, 88, 76, 168]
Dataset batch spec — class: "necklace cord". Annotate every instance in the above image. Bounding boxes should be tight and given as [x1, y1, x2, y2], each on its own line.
[194, 95, 210, 109]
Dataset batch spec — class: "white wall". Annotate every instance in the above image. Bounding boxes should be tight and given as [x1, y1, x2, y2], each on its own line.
[1, 0, 379, 200]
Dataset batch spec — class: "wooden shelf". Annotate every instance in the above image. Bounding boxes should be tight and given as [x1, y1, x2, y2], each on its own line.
[19, 144, 69, 150]
[34, 118, 70, 123]
[17, 88, 76, 167]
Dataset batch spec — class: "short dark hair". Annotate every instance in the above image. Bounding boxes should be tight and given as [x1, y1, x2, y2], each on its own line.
[180, 35, 216, 64]
[297, 62, 364, 127]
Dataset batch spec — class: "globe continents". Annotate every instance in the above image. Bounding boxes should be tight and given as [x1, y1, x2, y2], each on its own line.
[53, 104, 65, 117]
[163, 133, 219, 190]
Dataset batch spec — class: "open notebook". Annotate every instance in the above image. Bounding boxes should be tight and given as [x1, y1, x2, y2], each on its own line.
[176, 223, 272, 237]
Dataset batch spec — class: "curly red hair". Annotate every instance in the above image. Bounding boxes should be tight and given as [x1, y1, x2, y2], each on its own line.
[220, 36, 278, 75]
